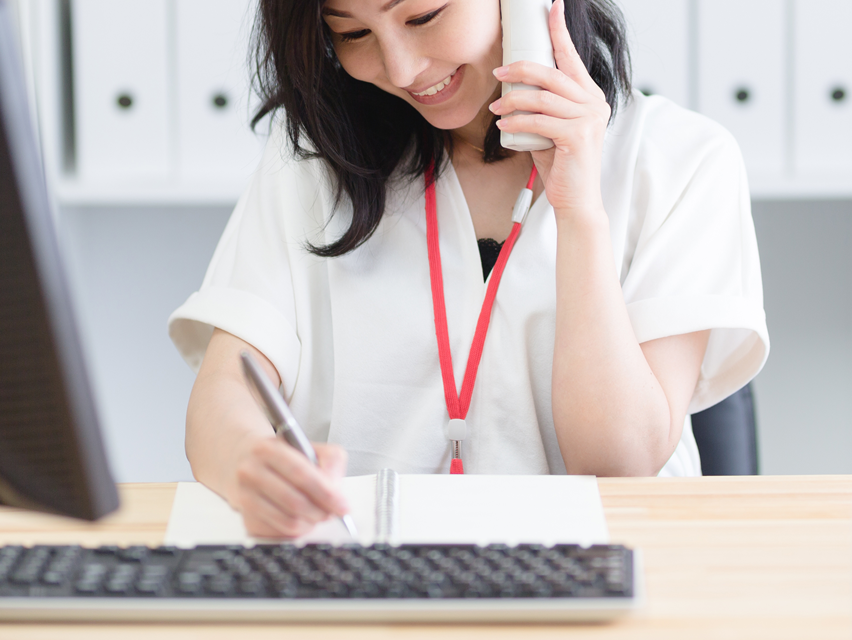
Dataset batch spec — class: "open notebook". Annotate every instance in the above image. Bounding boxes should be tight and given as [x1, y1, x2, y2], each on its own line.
[164, 471, 609, 547]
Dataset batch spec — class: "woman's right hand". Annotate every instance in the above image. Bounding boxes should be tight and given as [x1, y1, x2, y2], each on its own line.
[186, 328, 350, 540]
[229, 434, 350, 539]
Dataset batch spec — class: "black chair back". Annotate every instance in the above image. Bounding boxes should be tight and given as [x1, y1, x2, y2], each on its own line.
[691, 384, 758, 476]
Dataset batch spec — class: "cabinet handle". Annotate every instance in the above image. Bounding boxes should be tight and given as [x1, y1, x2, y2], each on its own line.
[831, 87, 846, 103]
[116, 93, 133, 109]
[212, 93, 229, 109]
[734, 87, 751, 104]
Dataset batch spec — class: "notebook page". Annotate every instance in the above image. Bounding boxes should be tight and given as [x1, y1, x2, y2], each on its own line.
[163, 475, 377, 546]
[396, 475, 608, 546]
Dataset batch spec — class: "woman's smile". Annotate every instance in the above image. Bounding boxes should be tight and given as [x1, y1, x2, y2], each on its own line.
[406, 65, 464, 105]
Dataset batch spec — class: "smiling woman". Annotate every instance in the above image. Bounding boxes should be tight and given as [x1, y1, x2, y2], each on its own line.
[168, 0, 769, 539]
[249, 0, 631, 256]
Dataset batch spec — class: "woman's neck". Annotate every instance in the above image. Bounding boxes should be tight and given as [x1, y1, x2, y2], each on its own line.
[450, 88, 502, 158]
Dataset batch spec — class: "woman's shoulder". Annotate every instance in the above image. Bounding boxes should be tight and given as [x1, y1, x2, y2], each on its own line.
[242, 120, 344, 225]
[255, 120, 333, 189]
[618, 90, 741, 167]
[255, 122, 417, 206]
[603, 90, 746, 205]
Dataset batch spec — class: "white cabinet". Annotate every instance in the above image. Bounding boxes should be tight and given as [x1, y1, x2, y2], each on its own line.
[175, 0, 266, 180]
[61, 0, 265, 203]
[71, 0, 171, 181]
[696, 0, 787, 177]
[793, 0, 852, 176]
[29, 0, 850, 202]
[617, 0, 691, 107]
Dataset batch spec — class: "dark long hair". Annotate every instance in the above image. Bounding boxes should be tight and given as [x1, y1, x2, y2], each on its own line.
[251, 0, 632, 257]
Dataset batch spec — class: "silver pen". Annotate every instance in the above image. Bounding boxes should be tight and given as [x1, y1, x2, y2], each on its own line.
[240, 351, 358, 539]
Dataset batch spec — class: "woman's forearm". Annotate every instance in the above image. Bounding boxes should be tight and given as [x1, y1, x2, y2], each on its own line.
[551, 209, 676, 477]
[185, 330, 280, 503]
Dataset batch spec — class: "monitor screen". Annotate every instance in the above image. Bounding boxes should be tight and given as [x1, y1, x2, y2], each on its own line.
[0, 0, 119, 520]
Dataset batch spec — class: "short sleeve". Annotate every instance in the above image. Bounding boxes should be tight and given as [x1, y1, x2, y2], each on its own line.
[167, 127, 329, 393]
[620, 107, 769, 414]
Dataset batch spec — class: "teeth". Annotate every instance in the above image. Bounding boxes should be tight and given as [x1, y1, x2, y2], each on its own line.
[413, 71, 457, 97]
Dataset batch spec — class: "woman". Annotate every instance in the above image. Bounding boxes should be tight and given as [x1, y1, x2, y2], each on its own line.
[169, 0, 769, 537]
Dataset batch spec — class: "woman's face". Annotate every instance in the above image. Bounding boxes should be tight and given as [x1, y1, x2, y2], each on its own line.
[322, 0, 503, 132]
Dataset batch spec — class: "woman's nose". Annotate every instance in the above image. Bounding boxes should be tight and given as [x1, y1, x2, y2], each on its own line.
[379, 37, 428, 89]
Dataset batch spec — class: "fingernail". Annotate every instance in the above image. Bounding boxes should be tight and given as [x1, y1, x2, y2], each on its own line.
[489, 99, 502, 113]
[493, 66, 508, 79]
[495, 119, 505, 129]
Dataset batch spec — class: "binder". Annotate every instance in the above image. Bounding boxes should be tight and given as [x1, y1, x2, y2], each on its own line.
[793, 0, 852, 176]
[71, 0, 171, 180]
[175, 0, 267, 180]
[164, 472, 610, 547]
[696, 0, 786, 176]
[617, 0, 691, 107]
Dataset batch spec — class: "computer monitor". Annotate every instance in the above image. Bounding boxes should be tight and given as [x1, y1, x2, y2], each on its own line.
[0, 1, 119, 520]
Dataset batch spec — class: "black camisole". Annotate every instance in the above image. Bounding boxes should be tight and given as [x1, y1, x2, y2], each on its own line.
[477, 238, 504, 282]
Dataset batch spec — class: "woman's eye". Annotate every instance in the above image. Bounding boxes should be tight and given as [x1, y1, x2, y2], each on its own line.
[336, 6, 445, 43]
[408, 8, 443, 26]
[339, 29, 370, 42]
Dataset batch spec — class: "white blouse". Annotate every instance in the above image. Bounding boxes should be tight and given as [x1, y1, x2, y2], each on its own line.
[169, 90, 770, 478]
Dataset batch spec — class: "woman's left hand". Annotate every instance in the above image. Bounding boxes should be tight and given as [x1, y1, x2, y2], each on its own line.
[489, 0, 611, 219]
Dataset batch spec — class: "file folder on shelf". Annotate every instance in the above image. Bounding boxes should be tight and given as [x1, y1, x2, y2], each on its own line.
[175, 0, 267, 181]
[793, 0, 852, 176]
[71, 0, 172, 181]
[617, 0, 690, 107]
[697, 0, 786, 177]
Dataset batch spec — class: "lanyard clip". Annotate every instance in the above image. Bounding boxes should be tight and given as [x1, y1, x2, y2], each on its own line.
[446, 419, 466, 474]
[511, 188, 534, 225]
[446, 419, 466, 450]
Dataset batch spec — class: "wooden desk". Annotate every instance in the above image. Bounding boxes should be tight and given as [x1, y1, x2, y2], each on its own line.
[0, 476, 849, 639]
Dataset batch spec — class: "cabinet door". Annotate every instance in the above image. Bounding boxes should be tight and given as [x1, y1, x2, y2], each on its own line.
[175, 0, 267, 180]
[697, 0, 787, 176]
[71, 0, 171, 180]
[793, 0, 852, 176]
[617, 0, 691, 107]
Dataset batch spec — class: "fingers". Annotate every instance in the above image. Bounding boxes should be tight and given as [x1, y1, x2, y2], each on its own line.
[316, 443, 348, 482]
[492, 0, 605, 102]
[240, 491, 316, 539]
[495, 111, 606, 149]
[548, 0, 604, 98]
[494, 61, 590, 106]
[233, 437, 351, 538]
[489, 88, 587, 122]
[260, 439, 350, 516]
[246, 463, 329, 524]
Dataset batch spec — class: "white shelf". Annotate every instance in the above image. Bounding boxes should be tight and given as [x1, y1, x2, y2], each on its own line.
[749, 174, 852, 201]
[50, 172, 852, 208]
[54, 176, 249, 206]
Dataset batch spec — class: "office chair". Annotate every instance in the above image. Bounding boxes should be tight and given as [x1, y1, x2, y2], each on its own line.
[691, 383, 759, 475]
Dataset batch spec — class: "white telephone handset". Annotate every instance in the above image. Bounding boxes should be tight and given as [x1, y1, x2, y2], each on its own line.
[499, 0, 556, 151]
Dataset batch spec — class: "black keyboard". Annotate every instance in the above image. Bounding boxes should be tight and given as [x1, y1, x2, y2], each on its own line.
[0, 543, 638, 622]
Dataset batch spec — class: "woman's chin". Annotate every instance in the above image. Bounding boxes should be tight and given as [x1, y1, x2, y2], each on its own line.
[415, 105, 490, 133]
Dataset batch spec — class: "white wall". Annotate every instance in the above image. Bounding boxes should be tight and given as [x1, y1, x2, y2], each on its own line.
[751, 201, 852, 475]
[59, 205, 231, 482]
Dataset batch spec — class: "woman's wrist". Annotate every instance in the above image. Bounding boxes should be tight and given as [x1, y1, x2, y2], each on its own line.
[553, 203, 610, 237]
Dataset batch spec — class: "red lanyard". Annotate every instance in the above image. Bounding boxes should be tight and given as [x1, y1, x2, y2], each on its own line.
[425, 162, 538, 474]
